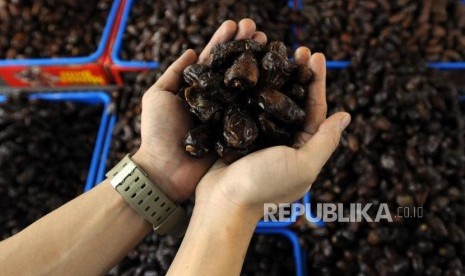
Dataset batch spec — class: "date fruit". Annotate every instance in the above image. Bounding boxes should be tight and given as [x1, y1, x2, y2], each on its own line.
[181, 40, 314, 163]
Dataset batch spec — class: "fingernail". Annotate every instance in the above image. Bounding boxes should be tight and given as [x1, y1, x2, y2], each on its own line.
[340, 114, 351, 131]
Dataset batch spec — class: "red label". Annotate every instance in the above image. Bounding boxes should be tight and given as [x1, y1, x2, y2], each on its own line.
[0, 64, 111, 87]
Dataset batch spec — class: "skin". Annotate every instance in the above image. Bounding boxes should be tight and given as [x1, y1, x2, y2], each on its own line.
[0, 19, 350, 276]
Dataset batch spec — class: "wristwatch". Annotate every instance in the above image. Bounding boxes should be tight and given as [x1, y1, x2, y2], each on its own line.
[106, 154, 189, 237]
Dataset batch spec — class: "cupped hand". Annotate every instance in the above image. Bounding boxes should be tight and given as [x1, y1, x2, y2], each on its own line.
[195, 48, 351, 219]
[133, 19, 267, 202]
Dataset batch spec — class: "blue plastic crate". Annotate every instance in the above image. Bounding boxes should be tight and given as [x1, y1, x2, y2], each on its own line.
[0, 0, 121, 67]
[254, 228, 305, 276]
[0, 91, 111, 192]
[295, 0, 465, 69]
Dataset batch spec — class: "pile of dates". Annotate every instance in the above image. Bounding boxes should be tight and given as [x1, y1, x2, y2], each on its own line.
[300, 26, 465, 275]
[0, 0, 113, 59]
[297, 0, 465, 61]
[121, 0, 298, 65]
[181, 39, 313, 163]
[0, 94, 101, 240]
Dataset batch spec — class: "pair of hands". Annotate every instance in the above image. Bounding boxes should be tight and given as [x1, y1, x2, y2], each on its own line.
[132, 19, 350, 221]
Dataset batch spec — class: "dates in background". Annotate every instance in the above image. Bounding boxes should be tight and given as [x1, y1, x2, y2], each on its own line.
[296, 0, 465, 62]
[0, 0, 112, 59]
[182, 40, 312, 164]
[0, 94, 101, 240]
[298, 24, 465, 276]
[120, 0, 299, 72]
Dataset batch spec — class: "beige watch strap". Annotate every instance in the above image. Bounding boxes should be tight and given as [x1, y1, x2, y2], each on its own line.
[106, 154, 188, 237]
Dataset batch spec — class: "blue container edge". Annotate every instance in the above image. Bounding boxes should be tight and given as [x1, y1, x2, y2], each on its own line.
[0, 91, 111, 193]
[95, 114, 118, 184]
[0, 0, 121, 66]
[111, 0, 160, 69]
[254, 228, 304, 276]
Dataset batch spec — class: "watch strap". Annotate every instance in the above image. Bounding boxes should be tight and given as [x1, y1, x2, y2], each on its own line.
[106, 154, 188, 237]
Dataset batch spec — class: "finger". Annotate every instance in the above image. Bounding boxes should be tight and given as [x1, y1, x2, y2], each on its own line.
[294, 46, 311, 65]
[234, 18, 256, 40]
[198, 20, 238, 64]
[152, 49, 197, 92]
[298, 112, 351, 176]
[252, 31, 267, 45]
[304, 53, 327, 135]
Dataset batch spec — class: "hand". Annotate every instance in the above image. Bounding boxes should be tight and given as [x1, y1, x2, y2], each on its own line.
[133, 19, 268, 202]
[195, 48, 351, 220]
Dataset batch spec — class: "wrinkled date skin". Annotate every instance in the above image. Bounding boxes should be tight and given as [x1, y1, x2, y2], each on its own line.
[184, 85, 223, 124]
[183, 64, 210, 85]
[258, 88, 306, 126]
[223, 105, 258, 149]
[261, 51, 295, 89]
[257, 113, 292, 146]
[210, 39, 263, 69]
[181, 39, 313, 163]
[224, 51, 259, 91]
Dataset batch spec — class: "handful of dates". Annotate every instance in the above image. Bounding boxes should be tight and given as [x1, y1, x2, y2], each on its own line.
[181, 39, 313, 164]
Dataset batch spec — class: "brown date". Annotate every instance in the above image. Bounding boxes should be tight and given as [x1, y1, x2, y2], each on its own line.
[261, 51, 295, 89]
[223, 105, 258, 149]
[267, 41, 288, 58]
[258, 88, 305, 126]
[183, 64, 209, 85]
[224, 51, 260, 91]
[197, 72, 237, 105]
[210, 39, 263, 69]
[184, 85, 223, 124]
[181, 40, 312, 163]
[283, 83, 306, 103]
[257, 113, 292, 146]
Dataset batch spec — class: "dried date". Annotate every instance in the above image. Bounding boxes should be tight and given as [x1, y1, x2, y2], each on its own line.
[224, 52, 259, 91]
[182, 40, 312, 163]
[223, 105, 258, 149]
[184, 85, 223, 124]
[183, 64, 209, 85]
[258, 88, 305, 126]
[210, 39, 263, 69]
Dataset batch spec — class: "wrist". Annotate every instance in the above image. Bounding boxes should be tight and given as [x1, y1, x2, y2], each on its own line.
[131, 150, 183, 203]
[195, 186, 263, 226]
[192, 198, 258, 238]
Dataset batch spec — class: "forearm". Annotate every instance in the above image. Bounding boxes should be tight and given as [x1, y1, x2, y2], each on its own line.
[168, 198, 259, 276]
[0, 180, 151, 276]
